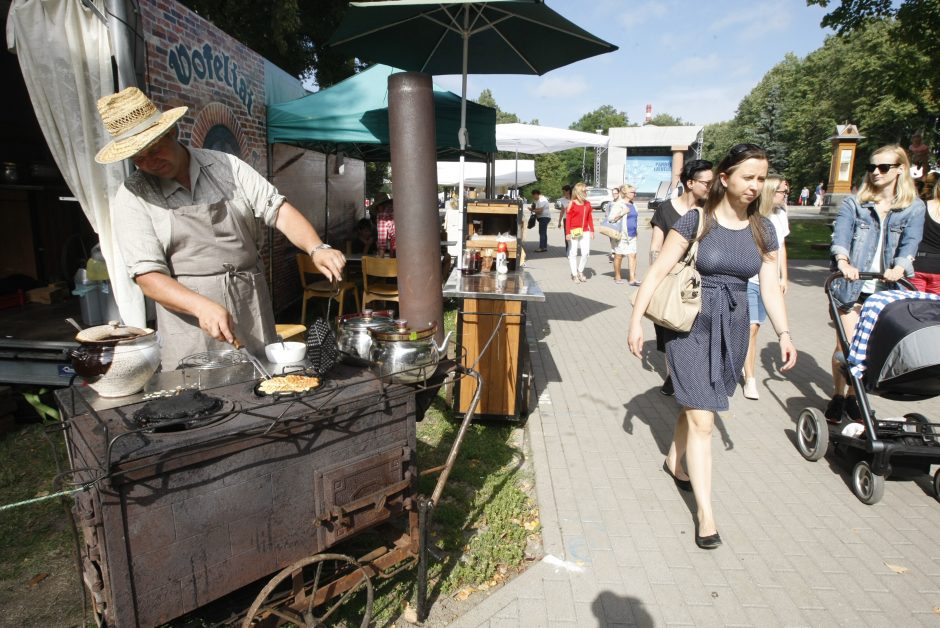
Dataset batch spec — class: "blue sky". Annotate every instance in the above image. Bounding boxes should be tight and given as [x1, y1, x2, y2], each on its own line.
[430, 0, 836, 129]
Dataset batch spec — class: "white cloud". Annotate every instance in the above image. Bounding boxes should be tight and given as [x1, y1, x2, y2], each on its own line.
[618, 0, 669, 28]
[533, 75, 590, 99]
[670, 53, 721, 76]
[652, 81, 756, 125]
[708, 1, 794, 40]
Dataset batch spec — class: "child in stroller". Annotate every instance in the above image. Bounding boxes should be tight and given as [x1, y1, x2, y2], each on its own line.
[796, 271, 940, 505]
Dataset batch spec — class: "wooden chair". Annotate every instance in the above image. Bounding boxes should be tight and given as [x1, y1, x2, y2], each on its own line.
[296, 254, 360, 323]
[361, 255, 400, 309]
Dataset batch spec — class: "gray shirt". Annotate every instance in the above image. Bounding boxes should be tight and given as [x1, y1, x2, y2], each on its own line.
[112, 146, 285, 279]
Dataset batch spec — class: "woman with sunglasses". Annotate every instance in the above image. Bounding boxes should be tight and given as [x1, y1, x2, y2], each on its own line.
[826, 145, 925, 424]
[742, 175, 790, 400]
[629, 144, 797, 550]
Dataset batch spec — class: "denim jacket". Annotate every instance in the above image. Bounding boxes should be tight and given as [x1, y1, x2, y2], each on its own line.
[829, 195, 925, 309]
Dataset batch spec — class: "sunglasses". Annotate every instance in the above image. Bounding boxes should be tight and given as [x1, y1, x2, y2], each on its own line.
[866, 163, 899, 174]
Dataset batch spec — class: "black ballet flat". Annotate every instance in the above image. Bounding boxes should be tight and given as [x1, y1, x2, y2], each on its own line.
[695, 532, 722, 550]
[662, 461, 692, 492]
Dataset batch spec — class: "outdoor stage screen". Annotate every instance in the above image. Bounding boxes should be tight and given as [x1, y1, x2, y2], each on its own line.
[624, 156, 673, 194]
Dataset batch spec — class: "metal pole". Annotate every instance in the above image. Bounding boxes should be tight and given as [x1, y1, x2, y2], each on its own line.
[416, 497, 431, 622]
[388, 72, 445, 343]
[456, 5, 470, 270]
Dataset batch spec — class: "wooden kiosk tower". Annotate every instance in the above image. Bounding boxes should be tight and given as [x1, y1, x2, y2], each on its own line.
[824, 123, 864, 212]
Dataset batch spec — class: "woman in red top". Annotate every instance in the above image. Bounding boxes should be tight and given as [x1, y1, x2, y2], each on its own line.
[565, 181, 595, 282]
[912, 178, 940, 294]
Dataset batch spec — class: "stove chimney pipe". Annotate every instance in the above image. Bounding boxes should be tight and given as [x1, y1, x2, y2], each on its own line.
[387, 72, 445, 343]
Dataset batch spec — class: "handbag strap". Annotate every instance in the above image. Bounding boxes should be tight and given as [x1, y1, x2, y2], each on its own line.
[684, 208, 705, 267]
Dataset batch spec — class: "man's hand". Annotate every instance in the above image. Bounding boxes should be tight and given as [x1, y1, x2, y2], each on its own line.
[313, 247, 346, 282]
[193, 300, 236, 344]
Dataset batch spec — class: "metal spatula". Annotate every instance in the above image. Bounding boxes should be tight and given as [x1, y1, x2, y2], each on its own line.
[233, 338, 272, 380]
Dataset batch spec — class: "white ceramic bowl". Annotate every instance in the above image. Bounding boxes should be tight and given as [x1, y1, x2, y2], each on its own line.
[264, 341, 307, 364]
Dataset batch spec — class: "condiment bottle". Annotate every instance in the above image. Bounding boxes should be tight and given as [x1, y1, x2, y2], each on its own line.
[496, 241, 508, 274]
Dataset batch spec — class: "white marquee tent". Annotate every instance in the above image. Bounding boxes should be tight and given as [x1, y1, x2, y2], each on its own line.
[436, 159, 535, 188]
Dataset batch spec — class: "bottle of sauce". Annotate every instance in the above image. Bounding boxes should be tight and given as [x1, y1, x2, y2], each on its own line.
[496, 241, 508, 274]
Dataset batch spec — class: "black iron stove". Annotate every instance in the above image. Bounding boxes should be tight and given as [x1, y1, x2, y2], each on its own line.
[57, 364, 418, 627]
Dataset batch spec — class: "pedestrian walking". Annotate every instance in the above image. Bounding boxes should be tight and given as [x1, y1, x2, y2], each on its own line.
[912, 176, 940, 294]
[813, 180, 825, 208]
[742, 176, 790, 400]
[827, 144, 925, 423]
[557, 184, 572, 253]
[628, 143, 797, 550]
[649, 159, 713, 395]
[565, 182, 594, 282]
[530, 189, 551, 252]
[799, 186, 810, 206]
[608, 184, 639, 285]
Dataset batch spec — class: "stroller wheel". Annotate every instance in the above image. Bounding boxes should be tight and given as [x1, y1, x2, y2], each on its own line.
[852, 460, 885, 505]
[796, 408, 829, 461]
[904, 413, 937, 444]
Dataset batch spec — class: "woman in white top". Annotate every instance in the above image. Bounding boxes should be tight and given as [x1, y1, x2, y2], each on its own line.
[742, 176, 790, 399]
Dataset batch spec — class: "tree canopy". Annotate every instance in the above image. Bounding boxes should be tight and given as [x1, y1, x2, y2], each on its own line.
[702, 18, 937, 190]
[178, 0, 356, 87]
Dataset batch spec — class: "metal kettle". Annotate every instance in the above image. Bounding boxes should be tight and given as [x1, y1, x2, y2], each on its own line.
[368, 320, 452, 384]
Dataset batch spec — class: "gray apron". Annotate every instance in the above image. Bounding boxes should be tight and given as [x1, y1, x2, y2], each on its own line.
[156, 172, 276, 370]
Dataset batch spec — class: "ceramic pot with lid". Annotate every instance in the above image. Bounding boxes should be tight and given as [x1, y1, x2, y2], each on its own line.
[369, 320, 452, 384]
[69, 321, 160, 397]
[335, 309, 396, 360]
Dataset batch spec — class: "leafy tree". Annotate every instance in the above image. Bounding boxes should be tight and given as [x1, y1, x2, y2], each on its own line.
[808, 0, 939, 159]
[477, 89, 521, 124]
[647, 113, 690, 126]
[569, 105, 628, 135]
[178, 0, 356, 86]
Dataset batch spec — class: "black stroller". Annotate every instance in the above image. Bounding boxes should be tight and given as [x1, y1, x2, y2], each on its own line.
[796, 272, 940, 505]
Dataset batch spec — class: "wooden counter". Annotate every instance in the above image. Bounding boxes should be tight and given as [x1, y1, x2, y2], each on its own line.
[443, 269, 544, 420]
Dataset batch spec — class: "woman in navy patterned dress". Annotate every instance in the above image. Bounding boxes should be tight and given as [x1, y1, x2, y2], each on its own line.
[628, 144, 797, 549]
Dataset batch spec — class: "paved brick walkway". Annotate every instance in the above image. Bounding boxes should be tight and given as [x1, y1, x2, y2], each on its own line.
[452, 211, 940, 628]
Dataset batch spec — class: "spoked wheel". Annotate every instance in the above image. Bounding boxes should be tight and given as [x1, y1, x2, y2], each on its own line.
[796, 408, 829, 461]
[851, 460, 885, 505]
[242, 553, 373, 628]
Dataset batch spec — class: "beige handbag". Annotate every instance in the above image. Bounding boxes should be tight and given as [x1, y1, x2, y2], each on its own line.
[632, 209, 704, 332]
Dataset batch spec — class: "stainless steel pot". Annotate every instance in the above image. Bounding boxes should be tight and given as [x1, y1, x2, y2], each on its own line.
[69, 321, 160, 397]
[336, 309, 396, 360]
[369, 320, 452, 384]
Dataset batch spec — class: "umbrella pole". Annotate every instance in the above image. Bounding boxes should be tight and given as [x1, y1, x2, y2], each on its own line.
[456, 6, 470, 269]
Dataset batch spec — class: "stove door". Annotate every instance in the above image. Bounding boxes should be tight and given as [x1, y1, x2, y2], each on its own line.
[315, 445, 413, 547]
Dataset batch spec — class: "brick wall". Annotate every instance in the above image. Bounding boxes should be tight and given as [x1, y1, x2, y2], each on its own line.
[138, 0, 295, 311]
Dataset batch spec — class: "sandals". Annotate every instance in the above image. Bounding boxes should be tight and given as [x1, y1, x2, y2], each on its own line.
[578, 273, 588, 282]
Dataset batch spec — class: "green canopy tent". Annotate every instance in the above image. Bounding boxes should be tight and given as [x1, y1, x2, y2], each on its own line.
[267, 63, 497, 162]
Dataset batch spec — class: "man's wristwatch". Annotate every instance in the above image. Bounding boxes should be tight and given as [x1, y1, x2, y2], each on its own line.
[309, 243, 332, 256]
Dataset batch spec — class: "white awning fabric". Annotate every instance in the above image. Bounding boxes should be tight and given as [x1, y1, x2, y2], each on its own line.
[437, 159, 536, 188]
[496, 123, 609, 154]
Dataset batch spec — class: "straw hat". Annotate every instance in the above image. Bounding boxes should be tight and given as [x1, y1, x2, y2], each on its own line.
[94, 87, 188, 164]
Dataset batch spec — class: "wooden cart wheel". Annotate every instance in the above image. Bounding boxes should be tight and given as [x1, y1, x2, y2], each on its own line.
[242, 553, 373, 628]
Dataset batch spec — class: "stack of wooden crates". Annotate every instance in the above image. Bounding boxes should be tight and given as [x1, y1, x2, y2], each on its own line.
[463, 198, 522, 270]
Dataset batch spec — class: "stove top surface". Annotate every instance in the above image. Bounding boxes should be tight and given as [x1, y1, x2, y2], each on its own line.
[57, 363, 408, 470]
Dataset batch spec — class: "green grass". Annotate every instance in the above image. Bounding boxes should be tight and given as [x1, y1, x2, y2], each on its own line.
[786, 219, 833, 260]
[0, 424, 73, 582]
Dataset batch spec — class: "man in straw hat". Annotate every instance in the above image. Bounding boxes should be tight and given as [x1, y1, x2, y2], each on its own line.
[96, 87, 345, 368]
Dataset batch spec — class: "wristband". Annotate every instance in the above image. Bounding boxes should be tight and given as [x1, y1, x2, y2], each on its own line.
[777, 330, 791, 339]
